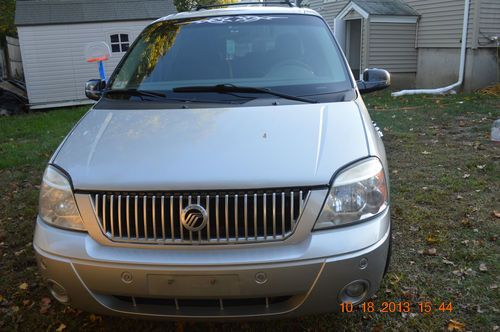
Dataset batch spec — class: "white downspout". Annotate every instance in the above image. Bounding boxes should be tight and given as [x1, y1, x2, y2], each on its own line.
[392, 0, 471, 97]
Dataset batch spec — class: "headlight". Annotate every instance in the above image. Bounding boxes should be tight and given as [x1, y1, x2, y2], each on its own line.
[314, 157, 388, 230]
[39, 165, 86, 231]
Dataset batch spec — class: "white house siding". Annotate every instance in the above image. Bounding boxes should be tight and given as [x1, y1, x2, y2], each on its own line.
[307, 0, 368, 71]
[308, 0, 349, 26]
[368, 22, 418, 73]
[18, 20, 152, 109]
[403, 0, 477, 48]
[477, 0, 500, 47]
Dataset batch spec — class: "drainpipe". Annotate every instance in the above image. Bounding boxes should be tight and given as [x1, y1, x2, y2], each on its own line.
[392, 0, 471, 97]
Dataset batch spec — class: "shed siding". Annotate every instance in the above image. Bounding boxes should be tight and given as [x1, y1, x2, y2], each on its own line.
[18, 20, 151, 107]
[478, 0, 500, 47]
[368, 22, 418, 72]
[308, 0, 492, 49]
[361, 18, 369, 71]
[309, 0, 349, 27]
[403, 0, 477, 48]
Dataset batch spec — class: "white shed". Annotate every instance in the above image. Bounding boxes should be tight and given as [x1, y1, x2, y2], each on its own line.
[15, 0, 176, 109]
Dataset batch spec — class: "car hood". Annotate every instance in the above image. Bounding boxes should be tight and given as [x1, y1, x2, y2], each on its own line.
[54, 102, 368, 191]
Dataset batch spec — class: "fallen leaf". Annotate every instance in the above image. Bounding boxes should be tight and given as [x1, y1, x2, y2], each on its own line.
[175, 322, 185, 332]
[18, 283, 28, 291]
[492, 210, 500, 218]
[479, 263, 488, 272]
[89, 314, 102, 323]
[447, 319, 465, 331]
[461, 219, 472, 228]
[39, 297, 51, 314]
[464, 268, 477, 276]
[421, 150, 431, 155]
[425, 248, 437, 256]
[463, 173, 470, 179]
[442, 259, 456, 266]
[456, 195, 463, 200]
[476, 164, 486, 169]
[490, 284, 498, 290]
[56, 323, 66, 332]
[426, 235, 438, 244]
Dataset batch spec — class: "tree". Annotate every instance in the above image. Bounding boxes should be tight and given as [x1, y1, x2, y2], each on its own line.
[173, 0, 236, 13]
[0, 0, 16, 38]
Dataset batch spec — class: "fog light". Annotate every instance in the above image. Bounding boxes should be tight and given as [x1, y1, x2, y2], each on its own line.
[339, 280, 369, 305]
[47, 280, 70, 304]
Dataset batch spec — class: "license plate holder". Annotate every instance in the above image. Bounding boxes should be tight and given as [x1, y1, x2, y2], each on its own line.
[148, 274, 241, 297]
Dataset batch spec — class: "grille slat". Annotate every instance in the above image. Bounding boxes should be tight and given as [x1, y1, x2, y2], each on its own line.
[91, 189, 310, 245]
[160, 196, 165, 240]
[224, 195, 229, 241]
[152, 196, 157, 240]
[281, 192, 285, 238]
[126, 195, 131, 239]
[118, 195, 122, 238]
[253, 193, 258, 240]
[188, 195, 193, 242]
[234, 194, 238, 240]
[143, 196, 148, 240]
[102, 194, 107, 234]
[179, 195, 184, 240]
[263, 193, 267, 239]
[134, 196, 139, 240]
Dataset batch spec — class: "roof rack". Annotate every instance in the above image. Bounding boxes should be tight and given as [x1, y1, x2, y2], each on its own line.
[196, 1, 297, 11]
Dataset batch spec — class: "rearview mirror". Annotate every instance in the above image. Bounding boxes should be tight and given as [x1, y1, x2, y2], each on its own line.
[357, 68, 391, 94]
[85, 79, 106, 101]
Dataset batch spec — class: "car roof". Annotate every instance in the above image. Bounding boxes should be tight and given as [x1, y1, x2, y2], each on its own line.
[153, 5, 321, 24]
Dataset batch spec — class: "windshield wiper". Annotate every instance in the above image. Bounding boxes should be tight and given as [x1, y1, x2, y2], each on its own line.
[172, 84, 317, 103]
[103, 88, 250, 104]
[104, 89, 167, 100]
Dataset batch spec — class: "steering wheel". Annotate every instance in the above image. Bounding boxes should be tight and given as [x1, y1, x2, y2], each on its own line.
[270, 59, 314, 73]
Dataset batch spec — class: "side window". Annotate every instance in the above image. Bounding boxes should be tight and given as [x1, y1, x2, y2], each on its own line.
[110, 34, 130, 53]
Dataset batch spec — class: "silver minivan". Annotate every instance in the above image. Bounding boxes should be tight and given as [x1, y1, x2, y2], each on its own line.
[35, 3, 392, 319]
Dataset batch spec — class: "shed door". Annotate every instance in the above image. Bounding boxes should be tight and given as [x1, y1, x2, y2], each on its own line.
[345, 19, 362, 79]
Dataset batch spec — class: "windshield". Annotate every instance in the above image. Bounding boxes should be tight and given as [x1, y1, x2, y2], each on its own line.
[108, 14, 352, 99]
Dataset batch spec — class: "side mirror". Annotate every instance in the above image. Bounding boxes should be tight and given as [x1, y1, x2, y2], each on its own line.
[357, 68, 391, 94]
[85, 79, 106, 101]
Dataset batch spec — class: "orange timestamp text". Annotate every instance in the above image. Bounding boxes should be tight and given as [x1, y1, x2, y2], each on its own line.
[340, 301, 453, 313]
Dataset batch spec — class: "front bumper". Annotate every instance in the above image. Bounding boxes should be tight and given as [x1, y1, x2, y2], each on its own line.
[34, 209, 390, 319]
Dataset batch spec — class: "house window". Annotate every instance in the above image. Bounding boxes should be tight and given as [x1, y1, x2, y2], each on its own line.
[110, 34, 130, 53]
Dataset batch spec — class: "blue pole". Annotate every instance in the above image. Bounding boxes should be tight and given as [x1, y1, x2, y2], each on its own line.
[98, 61, 106, 81]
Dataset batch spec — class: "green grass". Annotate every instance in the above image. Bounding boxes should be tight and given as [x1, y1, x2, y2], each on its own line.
[0, 94, 499, 331]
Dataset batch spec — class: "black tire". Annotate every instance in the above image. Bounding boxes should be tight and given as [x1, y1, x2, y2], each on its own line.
[383, 224, 392, 276]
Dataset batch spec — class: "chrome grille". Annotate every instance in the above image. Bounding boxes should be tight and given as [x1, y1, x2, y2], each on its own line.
[90, 189, 310, 244]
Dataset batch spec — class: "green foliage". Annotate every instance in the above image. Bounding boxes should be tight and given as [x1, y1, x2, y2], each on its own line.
[0, 0, 16, 38]
[173, 0, 236, 12]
